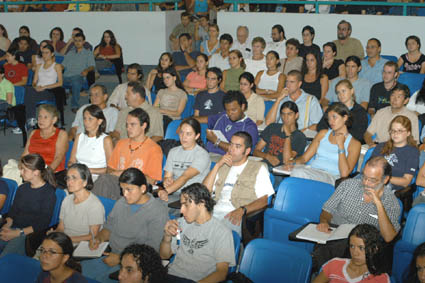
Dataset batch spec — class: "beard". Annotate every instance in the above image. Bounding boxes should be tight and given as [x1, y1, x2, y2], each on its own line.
[337, 34, 347, 40]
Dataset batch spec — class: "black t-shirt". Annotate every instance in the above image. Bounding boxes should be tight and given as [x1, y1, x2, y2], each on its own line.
[369, 82, 405, 111]
[260, 123, 307, 166]
[299, 44, 321, 59]
[17, 49, 34, 65]
[194, 90, 225, 116]
[323, 59, 344, 81]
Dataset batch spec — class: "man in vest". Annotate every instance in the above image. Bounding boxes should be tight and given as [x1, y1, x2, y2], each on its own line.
[203, 131, 275, 235]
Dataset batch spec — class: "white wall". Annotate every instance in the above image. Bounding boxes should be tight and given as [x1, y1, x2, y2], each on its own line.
[218, 12, 425, 57]
[1, 11, 181, 65]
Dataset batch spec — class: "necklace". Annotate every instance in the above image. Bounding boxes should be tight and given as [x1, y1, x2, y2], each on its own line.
[129, 137, 147, 154]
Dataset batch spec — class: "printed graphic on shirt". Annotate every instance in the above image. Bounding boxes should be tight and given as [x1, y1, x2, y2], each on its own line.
[182, 234, 209, 255]
[384, 153, 397, 167]
[267, 135, 285, 156]
[204, 99, 213, 110]
[172, 161, 192, 170]
[225, 125, 232, 132]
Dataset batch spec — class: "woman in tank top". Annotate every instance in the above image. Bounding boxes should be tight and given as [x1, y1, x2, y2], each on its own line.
[200, 24, 220, 58]
[255, 51, 286, 100]
[68, 105, 113, 181]
[23, 44, 66, 127]
[183, 53, 208, 95]
[94, 30, 123, 83]
[398, 35, 425, 74]
[322, 42, 345, 80]
[301, 51, 329, 103]
[221, 50, 245, 92]
[23, 104, 68, 172]
[289, 102, 361, 185]
[145, 52, 175, 93]
[31, 40, 49, 71]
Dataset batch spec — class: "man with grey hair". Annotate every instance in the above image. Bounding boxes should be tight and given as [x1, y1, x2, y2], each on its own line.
[333, 20, 364, 61]
[232, 26, 251, 59]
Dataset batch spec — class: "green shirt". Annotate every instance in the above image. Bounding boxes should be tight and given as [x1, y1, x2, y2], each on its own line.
[0, 78, 15, 106]
[224, 67, 244, 92]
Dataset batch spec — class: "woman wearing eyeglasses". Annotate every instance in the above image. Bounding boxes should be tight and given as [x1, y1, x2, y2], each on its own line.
[49, 163, 104, 244]
[37, 232, 88, 283]
[371, 115, 419, 192]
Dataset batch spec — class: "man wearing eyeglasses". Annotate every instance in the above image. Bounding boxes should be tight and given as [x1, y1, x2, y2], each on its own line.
[333, 20, 364, 61]
[312, 156, 401, 271]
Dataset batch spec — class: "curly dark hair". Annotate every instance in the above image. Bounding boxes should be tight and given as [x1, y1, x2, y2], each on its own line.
[406, 242, 425, 283]
[348, 224, 386, 275]
[181, 183, 215, 212]
[120, 244, 167, 283]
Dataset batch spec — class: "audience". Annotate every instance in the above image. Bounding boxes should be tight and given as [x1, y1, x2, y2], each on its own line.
[232, 25, 251, 59]
[169, 12, 195, 52]
[173, 33, 200, 80]
[221, 49, 245, 92]
[407, 79, 425, 116]
[398, 35, 425, 74]
[244, 36, 267, 77]
[264, 24, 286, 59]
[0, 24, 11, 52]
[406, 242, 425, 283]
[200, 23, 220, 57]
[160, 183, 235, 282]
[194, 67, 225, 119]
[322, 41, 345, 81]
[183, 53, 208, 95]
[279, 38, 303, 75]
[0, 154, 56, 257]
[16, 36, 34, 69]
[239, 72, 265, 125]
[209, 33, 233, 71]
[10, 26, 38, 53]
[359, 38, 388, 85]
[4, 49, 28, 86]
[255, 50, 286, 100]
[145, 52, 174, 93]
[194, 15, 209, 52]
[333, 20, 364, 61]
[23, 104, 68, 173]
[0, 65, 15, 114]
[31, 40, 49, 71]
[47, 27, 66, 54]
[68, 105, 114, 180]
[94, 30, 123, 83]
[301, 50, 329, 103]
[299, 25, 321, 59]
[36, 232, 87, 283]
[61, 27, 93, 55]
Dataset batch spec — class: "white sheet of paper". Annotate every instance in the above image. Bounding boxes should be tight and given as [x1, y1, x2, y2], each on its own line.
[73, 241, 109, 258]
[210, 130, 229, 143]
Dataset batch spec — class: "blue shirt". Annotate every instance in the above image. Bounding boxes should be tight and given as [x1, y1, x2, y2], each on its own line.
[359, 57, 388, 85]
[62, 48, 95, 77]
[207, 113, 258, 155]
[327, 77, 372, 105]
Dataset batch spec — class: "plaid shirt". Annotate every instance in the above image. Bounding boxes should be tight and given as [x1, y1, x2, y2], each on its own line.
[323, 178, 401, 233]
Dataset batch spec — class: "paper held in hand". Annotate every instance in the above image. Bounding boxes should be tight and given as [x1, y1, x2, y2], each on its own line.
[209, 130, 229, 143]
[73, 241, 109, 258]
[296, 223, 357, 244]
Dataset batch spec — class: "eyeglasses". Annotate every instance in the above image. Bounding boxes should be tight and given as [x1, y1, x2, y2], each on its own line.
[389, 129, 407, 135]
[37, 247, 64, 256]
[360, 173, 381, 185]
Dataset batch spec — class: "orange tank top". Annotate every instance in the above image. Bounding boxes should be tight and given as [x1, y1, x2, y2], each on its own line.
[28, 128, 65, 172]
[100, 46, 116, 56]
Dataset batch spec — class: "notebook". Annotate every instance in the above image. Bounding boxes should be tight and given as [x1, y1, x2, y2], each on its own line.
[296, 223, 357, 244]
[73, 241, 109, 258]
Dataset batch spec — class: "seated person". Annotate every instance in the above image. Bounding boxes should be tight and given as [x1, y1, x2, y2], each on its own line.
[4, 49, 28, 86]
[313, 224, 391, 283]
[153, 67, 187, 121]
[194, 67, 226, 119]
[111, 82, 163, 143]
[93, 30, 123, 83]
[47, 27, 66, 54]
[24, 44, 66, 127]
[200, 24, 220, 57]
[290, 103, 361, 185]
[221, 50, 245, 92]
[371, 116, 419, 192]
[61, 32, 95, 112]
[203, 132, 274, 235]
[239, 72, 265, 125]
[265, 70, 322, 131]
[0, 161, 8, 212]
[205, 91, 258, 155]
[9, 26, 38, 54]
[160, 183, 235, 282]
[244, 37, 267, 77]
[172, 33, 200, 79]
[365, 85, 420, 146]
[397, 35, 425, 74]
[94, 108, 163, 199]
[0, 154, 56, 257]
[159, 118, 211, 203]
[255, 51, 286, 100]
[301, 51, 329, 104]
[405, 242, 425, 283]
[119, 244, 168, 283]
[31, 40, 49, 71]
[359, 38, 388, 86]
[0, 24, 11, 53]
[254, 101, 306, 168]
[145, 52, 174, 93]
[183, 53, 208, 95]
[60, 27, 93, 55]
[69, 84, 118, 141]
[407, 78, 425, 115]
[209, 34, 233, 71]
[50, 164, 104, 243]
[16, 36, 34, 69]
[316, 79, 368, 143]
[312, 156, 401, 270]
[324, 56, 372, 110]
[0, 65, 15, 115]
[169, 12, 195, 52]
[279, 38, 303, 76]
[68, 105, 114, 181]
[23, 105, 68, 173]
[298, 25, 321, 59]
[368, 61, 403, 116]
[109, 63, 153, 109]
[322, 41, 345, 81]
[37, 232, 87, 282]
[82, 168, 168, 283]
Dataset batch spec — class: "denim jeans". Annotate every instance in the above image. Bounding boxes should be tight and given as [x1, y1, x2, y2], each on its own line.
[0, 234, 26, 258]
[81, 256, 120, 283]
[63, 75, 84, 109]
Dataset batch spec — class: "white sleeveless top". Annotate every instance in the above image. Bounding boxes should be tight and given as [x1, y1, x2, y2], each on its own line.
[37, 62, 58, 87]
[258, 71, 280, 91]
[76, 133, 107, 171]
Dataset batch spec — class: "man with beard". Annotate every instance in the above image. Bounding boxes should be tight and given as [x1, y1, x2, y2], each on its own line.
[264, 24, 286, 59]
[333, 20, 364, 61]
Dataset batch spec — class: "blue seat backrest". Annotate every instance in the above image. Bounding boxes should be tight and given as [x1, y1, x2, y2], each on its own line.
[264, 100, 275, 117]
[239, 239, 312, 283]
[402, 204, 425, 245]
[165, 119, 182, 141]
[181, 94, 195, 119]
[97, 195, 116, 219]
[360, 147, 375, 172]
[65, 140, 74, 169]
[55, 55, 65, 64]
[0, 254, 41, 281]
[230, 230, 241, 273]
[200, 123, 207, 145]
[27, 70, 34, 86]
[0, 177, 18, 214]
[14, 86, 25, 105]
[49, 189, 67, 227]
[398, 73, 425, 95]
[381, 55, 398, 63]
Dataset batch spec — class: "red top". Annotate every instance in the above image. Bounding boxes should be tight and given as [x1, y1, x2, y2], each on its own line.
[4, 63, 28, 84]
[28, 128, 65, 172]
[99, 46, 116, 56]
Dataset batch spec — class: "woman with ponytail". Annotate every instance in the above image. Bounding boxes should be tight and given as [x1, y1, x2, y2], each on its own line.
[158, 117, 211, 203]
[36, 232, 87, 282]
[0, 154, 56, 257]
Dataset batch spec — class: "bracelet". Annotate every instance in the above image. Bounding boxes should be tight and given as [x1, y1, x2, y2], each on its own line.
[214, 138, 221, 147]
[338, 148, 346, 155]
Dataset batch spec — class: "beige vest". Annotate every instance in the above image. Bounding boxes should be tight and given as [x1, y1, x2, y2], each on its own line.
[214, 160, 264, 208]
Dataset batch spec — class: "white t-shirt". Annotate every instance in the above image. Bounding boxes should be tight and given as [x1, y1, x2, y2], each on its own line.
[212, 161, 274, 220]
[232, 39, 252, 59]
[209, 53, 231, 71]
[245, 57, 267, 78]
[265, 40, 286, 60]
[406, 90, 425, 115]
[71, 104, 119, 134]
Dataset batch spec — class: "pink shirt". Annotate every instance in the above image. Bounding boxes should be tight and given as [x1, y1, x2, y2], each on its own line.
[185, 71, 206, 90]
[323, 258, 390, 283]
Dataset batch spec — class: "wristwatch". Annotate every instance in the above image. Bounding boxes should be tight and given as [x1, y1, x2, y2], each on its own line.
[19, 229, 25, 236]
[338, 148, 346, 155]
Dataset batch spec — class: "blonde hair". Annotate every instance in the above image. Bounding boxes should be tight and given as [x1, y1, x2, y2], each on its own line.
[335, 79, 356, 103]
